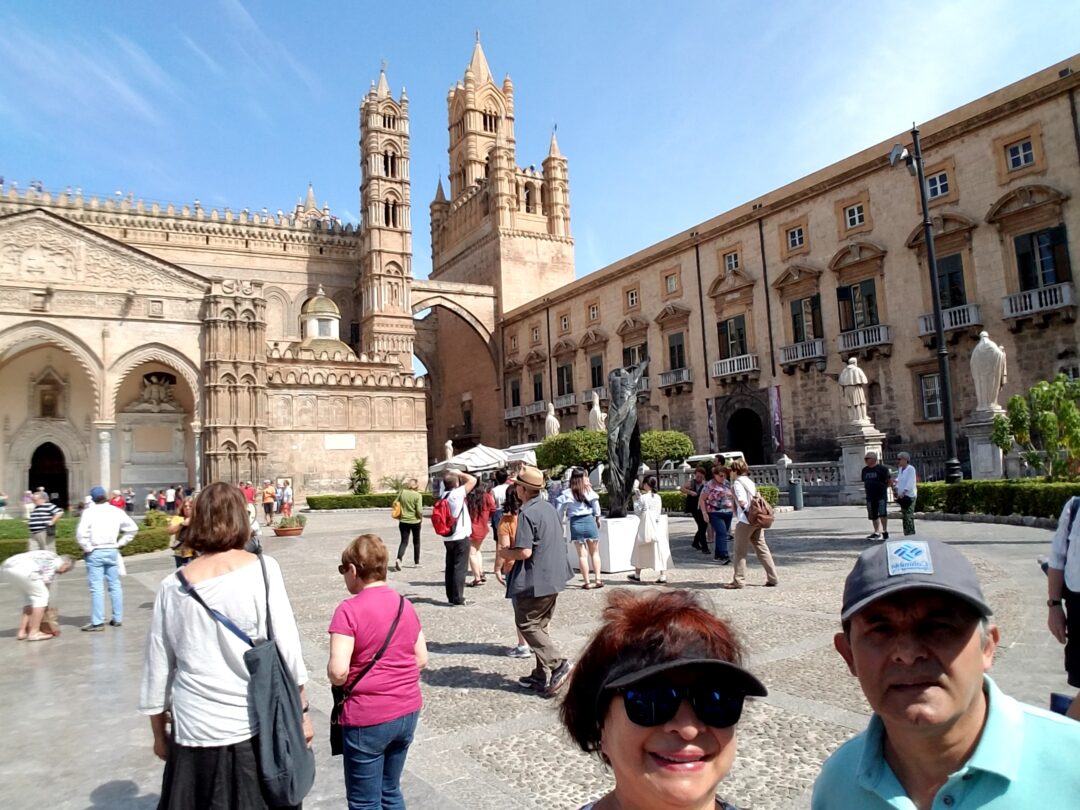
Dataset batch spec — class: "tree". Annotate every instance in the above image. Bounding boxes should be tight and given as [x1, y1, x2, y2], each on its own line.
[350, 457, 372, 494]
[991, 373, 1080, 480]
[535, 430, 607, 472]
[379, 473, 410, 492]
[640, 430, 694, 469]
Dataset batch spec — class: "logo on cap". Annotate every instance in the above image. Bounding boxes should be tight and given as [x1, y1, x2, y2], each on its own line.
[887, 540, 933, 576]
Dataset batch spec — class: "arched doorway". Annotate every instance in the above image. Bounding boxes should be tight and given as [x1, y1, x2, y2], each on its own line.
[726, 409, 765, 465]
[30, 442, 67, 506]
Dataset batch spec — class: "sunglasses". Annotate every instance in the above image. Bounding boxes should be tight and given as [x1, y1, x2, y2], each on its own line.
[337, 563, 352, 575]
[618, 685, 745, 728]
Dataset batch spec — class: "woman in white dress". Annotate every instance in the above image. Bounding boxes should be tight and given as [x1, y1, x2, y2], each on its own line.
[628, 476, 672, 584]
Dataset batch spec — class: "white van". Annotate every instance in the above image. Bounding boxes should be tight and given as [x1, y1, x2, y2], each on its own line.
[680, 451, 747, 468]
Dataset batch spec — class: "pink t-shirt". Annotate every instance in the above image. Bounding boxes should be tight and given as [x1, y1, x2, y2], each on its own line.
[328, 586, 422, 727]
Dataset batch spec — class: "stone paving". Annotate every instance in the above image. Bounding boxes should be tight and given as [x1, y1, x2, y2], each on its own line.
[0, 506, 1070, 810]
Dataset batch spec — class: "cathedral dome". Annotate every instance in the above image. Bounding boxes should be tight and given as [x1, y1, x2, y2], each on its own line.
[300, 285, 339, 316]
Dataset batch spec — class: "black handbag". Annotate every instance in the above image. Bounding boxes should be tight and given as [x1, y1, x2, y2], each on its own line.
[330, 594, 405, 756]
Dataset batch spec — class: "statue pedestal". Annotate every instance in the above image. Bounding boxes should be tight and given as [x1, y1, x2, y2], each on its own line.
[966, 409, 1004, 480]
[838, 427, 886, 505]
[566, 515, 647, 574]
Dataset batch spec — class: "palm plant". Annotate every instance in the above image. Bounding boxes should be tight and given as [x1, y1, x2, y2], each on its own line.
[350, 457, 372, 495]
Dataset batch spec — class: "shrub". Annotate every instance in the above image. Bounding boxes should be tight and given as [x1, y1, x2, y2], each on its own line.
[915, 480, 1080, 518]
[277, 515, 307, 529]
[992, 374, 1080, 480]
[307, 493, 435, 510]
[349, 457, 372, 495]
[536, 431, 607, 472]
[0, 526, 171, 564]
[143, 510, 171, 529]
[0, 516, 79, 541]
[639, 431, 695, 469]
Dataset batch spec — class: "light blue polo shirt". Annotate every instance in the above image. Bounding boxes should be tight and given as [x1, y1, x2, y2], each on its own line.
[812, 676, 1080, 809]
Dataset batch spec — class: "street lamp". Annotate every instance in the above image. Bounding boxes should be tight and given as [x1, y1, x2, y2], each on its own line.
[889, 127, 963, 484]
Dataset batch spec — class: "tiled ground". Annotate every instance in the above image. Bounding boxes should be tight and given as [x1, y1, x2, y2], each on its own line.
[0, 506, 1067, 809]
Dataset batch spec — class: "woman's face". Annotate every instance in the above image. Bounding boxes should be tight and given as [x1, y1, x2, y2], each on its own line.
[600, 671, 738, 809]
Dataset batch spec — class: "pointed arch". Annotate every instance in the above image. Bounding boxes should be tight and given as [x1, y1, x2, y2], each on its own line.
[107, 343, 201, 421]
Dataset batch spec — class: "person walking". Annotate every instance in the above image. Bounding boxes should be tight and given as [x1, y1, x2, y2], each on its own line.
[679, 466, 709, 554]
[146, 488, 158, 512]
[490, 469, 510, 534]
[557, 469, 603, 589]
[393, 479, 423, 571]
[261, 480, 277, 527]
[168, 499, 195, 568]
[861, 451, 891, 540]
[165, 484, 177, 514]
[466, 483, 496, 587]
[701, 465, 735, 564]
[497, 465, 574, 696]
[892, 451, 917, 536]
[76, 485, 138, 631]
[123, 488, 135, 515]
[723, 459, 779, 590]
[282, 479, 294, 518]
[329, 534, 428, 810]
[1047, 494, 1080, 721]
[628, 476, 672, 584]
[139, 482, 312, 808]
[441, 470, 476, 606]
[495, 487, 531, 658]
[27, 491, 63, 552]
[1, 550, 74, 641]
[22, 490, 34, 521]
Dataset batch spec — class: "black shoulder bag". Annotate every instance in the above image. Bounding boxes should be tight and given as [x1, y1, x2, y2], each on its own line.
[329, 594, 405, 756]
[176, 554, 315, 806]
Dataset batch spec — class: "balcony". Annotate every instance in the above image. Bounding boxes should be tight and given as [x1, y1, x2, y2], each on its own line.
[637, 376, 650, 392]
[553, 393, 576, 410]
[658, 368, 692, 393]
[503, 405, 522, 421]
[780, 338, 826, 369]
[712, 353, 760, 381]
[581, 385, 608, 404]
[918, 303, 983, 336]
[524, 400, 548, 416]
[1003, 282, 1076, 325]
[838, 324, 892, 356]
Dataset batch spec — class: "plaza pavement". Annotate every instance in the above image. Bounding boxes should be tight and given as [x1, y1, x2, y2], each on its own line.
[0, 505, 1069, 810]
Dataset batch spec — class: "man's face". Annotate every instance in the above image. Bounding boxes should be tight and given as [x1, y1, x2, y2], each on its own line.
[865, 455, 877, 467]
[898, 457, 908, 468]
[835, 591, 997, 732]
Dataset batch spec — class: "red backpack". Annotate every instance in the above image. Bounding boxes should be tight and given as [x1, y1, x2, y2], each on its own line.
[430, 495, 457, 537]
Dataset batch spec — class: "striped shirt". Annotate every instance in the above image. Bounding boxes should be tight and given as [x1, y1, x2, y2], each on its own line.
[28, 503, 63, 534]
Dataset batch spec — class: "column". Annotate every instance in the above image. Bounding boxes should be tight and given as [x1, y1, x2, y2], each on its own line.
[192, 422, 203, 488]
[96, 428, 113, 490]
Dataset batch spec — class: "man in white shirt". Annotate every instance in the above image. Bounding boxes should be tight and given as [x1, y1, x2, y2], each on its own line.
[76, 485, 138, 631]
[442, 469, 476, 606]
[1047, 495, 1080, 720]
[892, 451, 918, 536]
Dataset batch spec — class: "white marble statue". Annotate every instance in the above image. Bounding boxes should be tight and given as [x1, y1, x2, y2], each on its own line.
[970, 331, 1007, 413]
[444, 439, 454, 461]
[544, 402, 561, 438]
[587, 390, 607, 432]
[838, 357, 870, 425]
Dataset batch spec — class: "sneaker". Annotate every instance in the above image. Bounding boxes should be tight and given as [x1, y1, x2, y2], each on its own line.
[109, 620, 122, 627]
[518, 673, 547, 691]
[882, 532, 890, 540]
[394, 559, 402, 572]
[507, 645, 532, 658]
[81, 623, 104, 632]
[450, 599, 469, 607]
[713, 556, 732, 565]
[866, 533, 882, 541]
[546, 660, 573, 695]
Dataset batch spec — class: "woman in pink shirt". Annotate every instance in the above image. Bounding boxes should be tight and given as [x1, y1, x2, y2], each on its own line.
[328, 534, 428, 810]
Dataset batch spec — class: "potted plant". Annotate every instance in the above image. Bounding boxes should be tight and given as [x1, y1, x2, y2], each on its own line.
[273, 514, 307, 537]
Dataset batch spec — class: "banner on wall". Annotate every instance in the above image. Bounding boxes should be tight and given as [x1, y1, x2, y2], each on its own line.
[769, 385, 784, 455]
[707, 398, 717, 453]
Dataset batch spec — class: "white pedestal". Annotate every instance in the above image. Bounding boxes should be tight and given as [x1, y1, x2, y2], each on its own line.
[838, 427, 886, 505]
[566, 515, 645, 574]
[966, 412, 1004, 480]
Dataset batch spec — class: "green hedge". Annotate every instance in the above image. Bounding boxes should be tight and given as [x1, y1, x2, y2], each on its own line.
[307, 493, 435, 510]
[916, 480, 1080, 518]
[0, 526, 172, 564]
[0, 516, 80, 541]
[595, 486, 778, 513]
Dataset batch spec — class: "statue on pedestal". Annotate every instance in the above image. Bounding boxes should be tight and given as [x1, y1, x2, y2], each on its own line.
[970, 331, 1007, 413]
[544, 402, 561, 438]
[606, 358, 649, 519]
[444, 439, 454, 461]
[839, 357, 870, 426]
[588, 390, 607, 432]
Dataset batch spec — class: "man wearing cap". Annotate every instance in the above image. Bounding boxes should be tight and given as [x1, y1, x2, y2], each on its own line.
[498, 465, 574, 696]
[442, 468, 477, 606]
[862, 452, 892, 541]
[1047, 494, 1080, 720]
[812, 537, 1080, 809]
[76, 486, 139, 631]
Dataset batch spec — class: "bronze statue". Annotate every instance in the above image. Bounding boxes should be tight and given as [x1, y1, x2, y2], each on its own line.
[606, 358, 648, 519]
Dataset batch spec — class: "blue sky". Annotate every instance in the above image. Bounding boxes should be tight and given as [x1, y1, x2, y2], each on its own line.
[2, 1, 1079, 279]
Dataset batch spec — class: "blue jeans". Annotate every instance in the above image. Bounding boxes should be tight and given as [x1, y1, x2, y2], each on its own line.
[708, 511, 733, 559]
[85, 548, 122, 625]
[343, 710, 419, 810]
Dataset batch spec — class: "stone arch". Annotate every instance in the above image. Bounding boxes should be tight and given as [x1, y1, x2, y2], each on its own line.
[713, 387, 773, 464]
[411, 294, 492, 345]
[263, 286, 292, 340]
[107, 343, 201, 422]
[0, 320, 103, 417]
[6, 418, 90, 509]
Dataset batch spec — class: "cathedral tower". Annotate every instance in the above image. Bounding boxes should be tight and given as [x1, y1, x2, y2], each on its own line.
[358, 67, 415, 368]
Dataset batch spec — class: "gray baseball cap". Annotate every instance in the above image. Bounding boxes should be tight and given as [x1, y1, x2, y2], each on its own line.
[841, 537, 992, 622]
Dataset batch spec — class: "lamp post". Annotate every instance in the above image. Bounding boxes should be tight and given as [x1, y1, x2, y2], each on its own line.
[890, 127, 963, 483]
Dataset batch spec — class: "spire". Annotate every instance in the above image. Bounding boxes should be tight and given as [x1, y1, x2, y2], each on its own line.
[376, 61, 390, 97]
[434, 176, 447, 202]
[467, 35, 492, 85]
[305, 182, 317, 209]
[548, 126, 561, 159]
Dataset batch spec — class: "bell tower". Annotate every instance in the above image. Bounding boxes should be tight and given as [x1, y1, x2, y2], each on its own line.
[358, 66, 415, 368]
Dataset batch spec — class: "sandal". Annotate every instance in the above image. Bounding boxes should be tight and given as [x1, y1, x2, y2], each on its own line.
[582, 582, 594, 590]
[721, 582, 744, 590]
[627, 573, 641, 582]
[26, 632, 54, 642]
[594, 581, 604, 588]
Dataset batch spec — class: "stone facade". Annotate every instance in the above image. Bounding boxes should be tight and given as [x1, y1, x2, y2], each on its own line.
[489, 56, 1080, 470]
[0, 68, 426, 506]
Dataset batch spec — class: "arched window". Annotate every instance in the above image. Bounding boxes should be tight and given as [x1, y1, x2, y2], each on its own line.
[382, 113, 396, 130]
[524, 184, 535, 214]
[383, 199, 399, 228]
[382, 151, 398, 178]
[540, 185, 548, 215]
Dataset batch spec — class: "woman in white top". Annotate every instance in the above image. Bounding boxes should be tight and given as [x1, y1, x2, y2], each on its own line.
[628, 476, 672, 584]
[722, 459, 779, 590]
[139, 482, 311, 809]
[557, 469, 603, 589]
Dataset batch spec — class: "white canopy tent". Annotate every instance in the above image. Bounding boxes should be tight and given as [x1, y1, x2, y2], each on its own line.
[427, 444, 509, 474]
[503, 443, 539, 466]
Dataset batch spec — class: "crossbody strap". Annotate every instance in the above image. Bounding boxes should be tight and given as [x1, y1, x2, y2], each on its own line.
[175, 569, 255, 648]
[336, 594, 405, 706]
